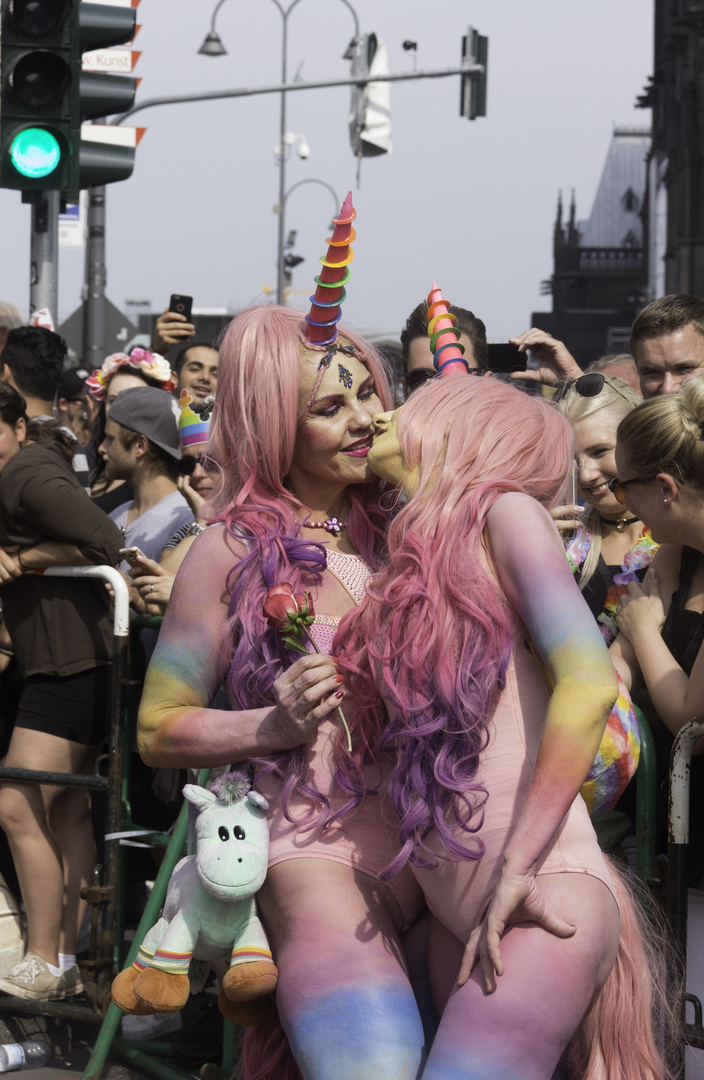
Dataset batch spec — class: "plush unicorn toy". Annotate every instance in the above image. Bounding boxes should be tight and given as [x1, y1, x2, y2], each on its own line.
[111, 773, 278, 1025]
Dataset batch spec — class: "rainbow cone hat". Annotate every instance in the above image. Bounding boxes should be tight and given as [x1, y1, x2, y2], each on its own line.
[305, 191, 356, 346]
[427, 282, 470, 376]
[178, 389, 210, 448]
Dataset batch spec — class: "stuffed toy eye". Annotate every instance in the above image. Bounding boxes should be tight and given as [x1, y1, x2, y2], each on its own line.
[234, 826, 246, 840]
[218, 826, 229, 842]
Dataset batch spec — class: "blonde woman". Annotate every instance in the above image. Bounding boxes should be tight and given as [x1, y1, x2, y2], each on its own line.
[554, 373, 657, 644]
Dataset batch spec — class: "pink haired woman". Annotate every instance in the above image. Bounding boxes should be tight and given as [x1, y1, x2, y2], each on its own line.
[336, 373, 673, 1080]
[135, 305, 427, 1079]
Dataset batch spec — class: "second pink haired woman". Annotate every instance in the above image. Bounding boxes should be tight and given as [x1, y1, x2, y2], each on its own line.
[338, 366, 675, 1079]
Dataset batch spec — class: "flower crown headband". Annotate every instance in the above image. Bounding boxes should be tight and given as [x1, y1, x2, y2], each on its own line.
[86, 348, 175, 401]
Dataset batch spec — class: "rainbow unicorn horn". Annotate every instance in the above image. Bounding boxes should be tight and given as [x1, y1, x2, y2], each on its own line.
[427, 282, 469, 376]
[305, 191, 356, 346]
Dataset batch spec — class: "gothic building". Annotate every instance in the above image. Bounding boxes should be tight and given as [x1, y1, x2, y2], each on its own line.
[530, 128, 650, 368]
[639, 0, 704, 300]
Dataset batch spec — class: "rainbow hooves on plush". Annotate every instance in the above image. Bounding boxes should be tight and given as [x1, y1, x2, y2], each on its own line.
[111, 959, 280, 1024]
[222, 959, 279, 1002]
[111, 965, 156, 1016]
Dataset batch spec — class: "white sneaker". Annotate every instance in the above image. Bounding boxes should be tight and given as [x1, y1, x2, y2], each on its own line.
[0, 951, 66, 1001]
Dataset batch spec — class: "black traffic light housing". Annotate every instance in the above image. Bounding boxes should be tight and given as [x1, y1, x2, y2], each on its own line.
[0, 0, 74, 192]
[0, 0, 139, 198]
[460, 28, 488, 120]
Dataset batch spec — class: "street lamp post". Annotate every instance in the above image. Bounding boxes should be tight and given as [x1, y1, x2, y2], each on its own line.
[200, 0, 360, 304]
[277, 177, 341, 298]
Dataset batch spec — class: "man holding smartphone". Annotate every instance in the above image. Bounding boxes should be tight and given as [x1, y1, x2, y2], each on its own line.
[150, 296, 218, 403]
[150, 296, 196, 355]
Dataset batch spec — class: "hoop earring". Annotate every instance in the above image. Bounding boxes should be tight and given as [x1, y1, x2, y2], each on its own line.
[379, 487, 404, 513]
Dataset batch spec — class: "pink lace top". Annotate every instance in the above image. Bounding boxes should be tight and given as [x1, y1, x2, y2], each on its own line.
[307, 549, 373, 654]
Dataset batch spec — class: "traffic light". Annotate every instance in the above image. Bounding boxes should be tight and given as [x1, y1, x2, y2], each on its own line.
[348, 33, 392, 159]
[460, 27, 488, 120]
[0, 0, 74, 192]
[75, 1, 140, 197]
[0, 0, 139, 198]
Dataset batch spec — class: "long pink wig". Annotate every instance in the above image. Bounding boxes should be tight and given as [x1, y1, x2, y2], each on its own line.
[206, 305, 392, 817]
[337, 375, 574, 873]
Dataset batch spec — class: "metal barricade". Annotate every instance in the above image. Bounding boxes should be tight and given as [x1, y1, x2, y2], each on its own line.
[667, 717, 704, 1078]
[0, 566, 130, 1021]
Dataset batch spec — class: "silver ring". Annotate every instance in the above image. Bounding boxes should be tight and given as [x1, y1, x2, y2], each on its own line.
[149, 584, 154, 593]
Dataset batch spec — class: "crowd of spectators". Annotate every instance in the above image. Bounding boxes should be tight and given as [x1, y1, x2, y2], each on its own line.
[0, 290, 702, 1014]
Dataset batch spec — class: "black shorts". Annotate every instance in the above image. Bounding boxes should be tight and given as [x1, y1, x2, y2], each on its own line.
[15, 666, 112, 745]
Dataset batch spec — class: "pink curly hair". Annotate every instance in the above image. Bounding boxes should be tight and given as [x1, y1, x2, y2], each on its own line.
[336, 374, 574, 872]
[206, 304, 393, 821]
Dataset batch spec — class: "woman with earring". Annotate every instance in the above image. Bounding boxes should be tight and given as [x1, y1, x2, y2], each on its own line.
[132, 197, 427, 1080]
[609, 376, 704, 886]
[609, 374, 704, 739]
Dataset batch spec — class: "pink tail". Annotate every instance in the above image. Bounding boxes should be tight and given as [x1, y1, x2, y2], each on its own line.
[566, 857, 679, 1080]
[239, 1009, 302, 1080]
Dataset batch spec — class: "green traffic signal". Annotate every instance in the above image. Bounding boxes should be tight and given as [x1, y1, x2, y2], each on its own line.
[9, 127, 62, 178]
[0, 0, 140, 195]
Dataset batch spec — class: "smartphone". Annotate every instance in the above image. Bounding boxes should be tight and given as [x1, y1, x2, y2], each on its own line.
[119, 546, 146, 567]
[486, 343, 525, 373]
[169, 294, 193, 322]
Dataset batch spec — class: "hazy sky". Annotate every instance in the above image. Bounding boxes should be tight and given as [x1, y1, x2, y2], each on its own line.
[0, 0, 653, 345]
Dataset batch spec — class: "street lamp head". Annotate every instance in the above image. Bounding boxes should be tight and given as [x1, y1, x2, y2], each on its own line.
[297, 139, 311, 159]
[343, 36, 360, 61]
[198, 31, 227, 56]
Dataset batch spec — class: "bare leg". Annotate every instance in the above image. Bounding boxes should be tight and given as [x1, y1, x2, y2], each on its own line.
[49, 771, 99, 955]
[423, 875, 620, 1080]
[0, 729, 99, 965]
[257, 859, 426, 1080]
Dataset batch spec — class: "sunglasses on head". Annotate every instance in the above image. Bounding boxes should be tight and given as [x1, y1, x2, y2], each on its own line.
[561, 372, 633, 405]
[607, 475, 658, 504]
[176, 453, 210, 477]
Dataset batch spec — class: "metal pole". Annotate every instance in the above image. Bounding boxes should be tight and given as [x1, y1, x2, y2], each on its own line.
[29, 191, 59, 322]
[276, 7, 287, 305]
[112, 64, 483, 125]
[82, 185, 107, 368]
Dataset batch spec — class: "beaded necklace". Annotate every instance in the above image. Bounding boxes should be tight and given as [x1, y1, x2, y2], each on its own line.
[565, 525, 660, 644]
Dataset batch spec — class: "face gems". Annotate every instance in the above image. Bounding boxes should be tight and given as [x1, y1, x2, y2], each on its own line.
[318, 342, 357, 371]
[338, 364, 353, 389]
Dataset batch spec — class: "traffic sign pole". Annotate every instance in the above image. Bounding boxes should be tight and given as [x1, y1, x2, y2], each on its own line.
[29, 191, 59, 321]
[82, 185, 107, 368]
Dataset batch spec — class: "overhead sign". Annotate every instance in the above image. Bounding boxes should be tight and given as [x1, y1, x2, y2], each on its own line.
[81, 123, 146, 147]
[82, 48, 141, 73]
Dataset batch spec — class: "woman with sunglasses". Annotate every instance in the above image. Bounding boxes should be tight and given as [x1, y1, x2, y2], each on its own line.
[555, 374, 656, 645]
[609, 376, 704, 878]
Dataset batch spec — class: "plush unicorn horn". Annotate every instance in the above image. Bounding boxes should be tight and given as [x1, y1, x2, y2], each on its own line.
[427, 281, 470, 377]
[305, 191, 356, 346]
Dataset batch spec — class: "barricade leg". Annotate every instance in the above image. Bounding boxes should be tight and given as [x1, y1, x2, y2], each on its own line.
[667, 718, 704, 1079]
[83, 798, 191, 1080]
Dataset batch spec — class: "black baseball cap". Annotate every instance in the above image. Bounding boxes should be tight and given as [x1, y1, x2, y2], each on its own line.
[108, 386, 182, 459]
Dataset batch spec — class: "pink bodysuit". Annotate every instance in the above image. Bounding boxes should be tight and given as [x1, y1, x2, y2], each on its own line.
[408, 628, 619, 942]
[258, 550, 424, 930]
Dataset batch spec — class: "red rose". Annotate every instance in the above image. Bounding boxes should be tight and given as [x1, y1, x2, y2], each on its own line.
[263, 583, 315, 632]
